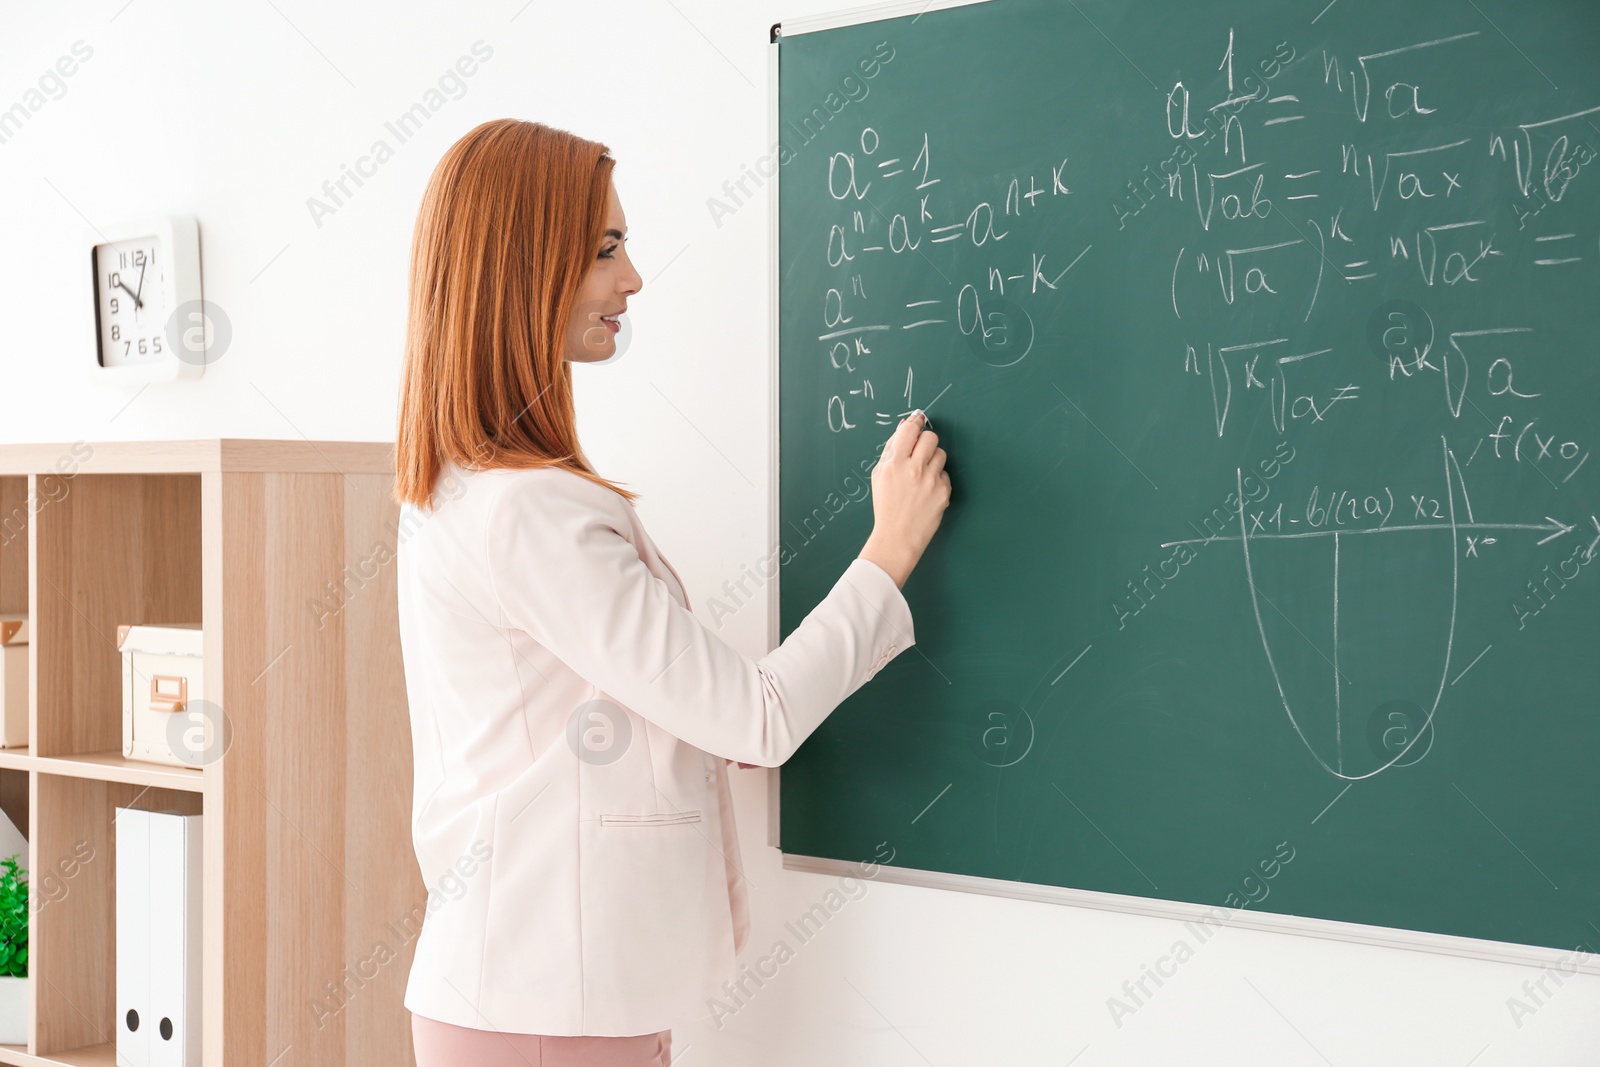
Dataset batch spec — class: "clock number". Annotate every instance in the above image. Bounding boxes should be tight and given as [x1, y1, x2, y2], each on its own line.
[109, 297, 119, 313]
[137, 339, 147, 356]
[151, 335, 162, 354]
[132, 249, 146, 267]
[108, 271, 120, 289]
[111, 325, 120, 341]
[123, 340, 131, 357]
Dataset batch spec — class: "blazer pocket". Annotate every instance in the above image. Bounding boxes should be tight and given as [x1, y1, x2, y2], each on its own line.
[599, 809, 703, 827]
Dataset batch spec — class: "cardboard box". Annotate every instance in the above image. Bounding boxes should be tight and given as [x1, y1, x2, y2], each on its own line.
[0, 615, 27, 749]
[118, 624, 204, 768]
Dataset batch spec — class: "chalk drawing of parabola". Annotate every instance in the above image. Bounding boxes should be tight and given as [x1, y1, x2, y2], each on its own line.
[1236, 441, 1462, 781]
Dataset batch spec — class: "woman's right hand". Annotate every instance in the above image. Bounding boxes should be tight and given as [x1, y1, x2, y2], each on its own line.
[858, 410, 950, 588]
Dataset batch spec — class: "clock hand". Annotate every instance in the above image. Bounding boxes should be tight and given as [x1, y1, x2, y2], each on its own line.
[133, 261, 147, 306]
[114, 279, 143, 308]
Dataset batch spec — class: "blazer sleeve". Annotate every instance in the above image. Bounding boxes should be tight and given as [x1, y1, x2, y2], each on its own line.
[484, 472, 916, 767]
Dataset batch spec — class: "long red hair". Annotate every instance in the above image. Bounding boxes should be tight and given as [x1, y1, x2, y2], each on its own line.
[395, 118, 638, 508]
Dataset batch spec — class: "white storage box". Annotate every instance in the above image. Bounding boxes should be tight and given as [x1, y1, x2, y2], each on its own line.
[118, 624, 204, 768]
[0, 615, 26, 749]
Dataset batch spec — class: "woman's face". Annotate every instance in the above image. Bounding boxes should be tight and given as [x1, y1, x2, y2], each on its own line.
[565, 182, 643, 363]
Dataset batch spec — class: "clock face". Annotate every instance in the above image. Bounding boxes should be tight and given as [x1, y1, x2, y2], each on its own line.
[93, 236, 167, 367]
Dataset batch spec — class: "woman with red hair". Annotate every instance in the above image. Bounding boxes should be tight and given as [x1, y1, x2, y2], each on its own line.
[395, 118, 949, 1066]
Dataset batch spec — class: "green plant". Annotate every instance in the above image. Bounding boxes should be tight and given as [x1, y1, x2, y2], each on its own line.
[0, 854, 26, 978]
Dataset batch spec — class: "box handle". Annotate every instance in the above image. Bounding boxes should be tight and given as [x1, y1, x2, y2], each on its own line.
[150, 674, 188, 713]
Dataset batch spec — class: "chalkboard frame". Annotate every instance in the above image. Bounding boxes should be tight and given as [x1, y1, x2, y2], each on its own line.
[765, 0, 1600, 978]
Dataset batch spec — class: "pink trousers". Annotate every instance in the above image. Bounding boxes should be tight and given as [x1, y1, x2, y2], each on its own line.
[411, 1013, 672, 1067]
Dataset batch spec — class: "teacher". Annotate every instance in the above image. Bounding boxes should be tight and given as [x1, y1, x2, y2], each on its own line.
[392, 118, 951, 1067]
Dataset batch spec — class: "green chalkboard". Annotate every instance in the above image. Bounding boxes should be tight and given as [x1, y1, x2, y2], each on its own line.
[775, 0, 1600, 958]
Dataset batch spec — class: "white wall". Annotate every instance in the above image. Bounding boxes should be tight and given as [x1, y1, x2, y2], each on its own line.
[4, 1, 1595, 1063]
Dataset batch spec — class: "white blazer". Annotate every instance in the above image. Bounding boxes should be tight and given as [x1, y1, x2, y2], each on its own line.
[397, 463, 915, 1036]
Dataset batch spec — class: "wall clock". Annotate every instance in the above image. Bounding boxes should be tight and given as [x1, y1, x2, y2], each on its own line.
[90, 215, 206, 382]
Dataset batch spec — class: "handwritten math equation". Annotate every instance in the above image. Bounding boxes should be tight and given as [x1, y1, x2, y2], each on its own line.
[793, 13, 1599, 787]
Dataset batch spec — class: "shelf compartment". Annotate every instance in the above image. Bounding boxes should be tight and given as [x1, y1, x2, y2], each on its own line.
[0, 766, 25, 863]
[0, 477, 27, 623]
[31, 474, 202, 762]
[0, 476, 27, 756]
[29, 774, 201, 1059]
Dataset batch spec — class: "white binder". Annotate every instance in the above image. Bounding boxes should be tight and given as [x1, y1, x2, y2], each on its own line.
[116, 808, 150, 1067]
[117, 809, 202, 1067]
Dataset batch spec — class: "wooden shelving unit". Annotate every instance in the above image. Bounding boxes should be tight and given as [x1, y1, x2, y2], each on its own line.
[0, 440, 422, 1066]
